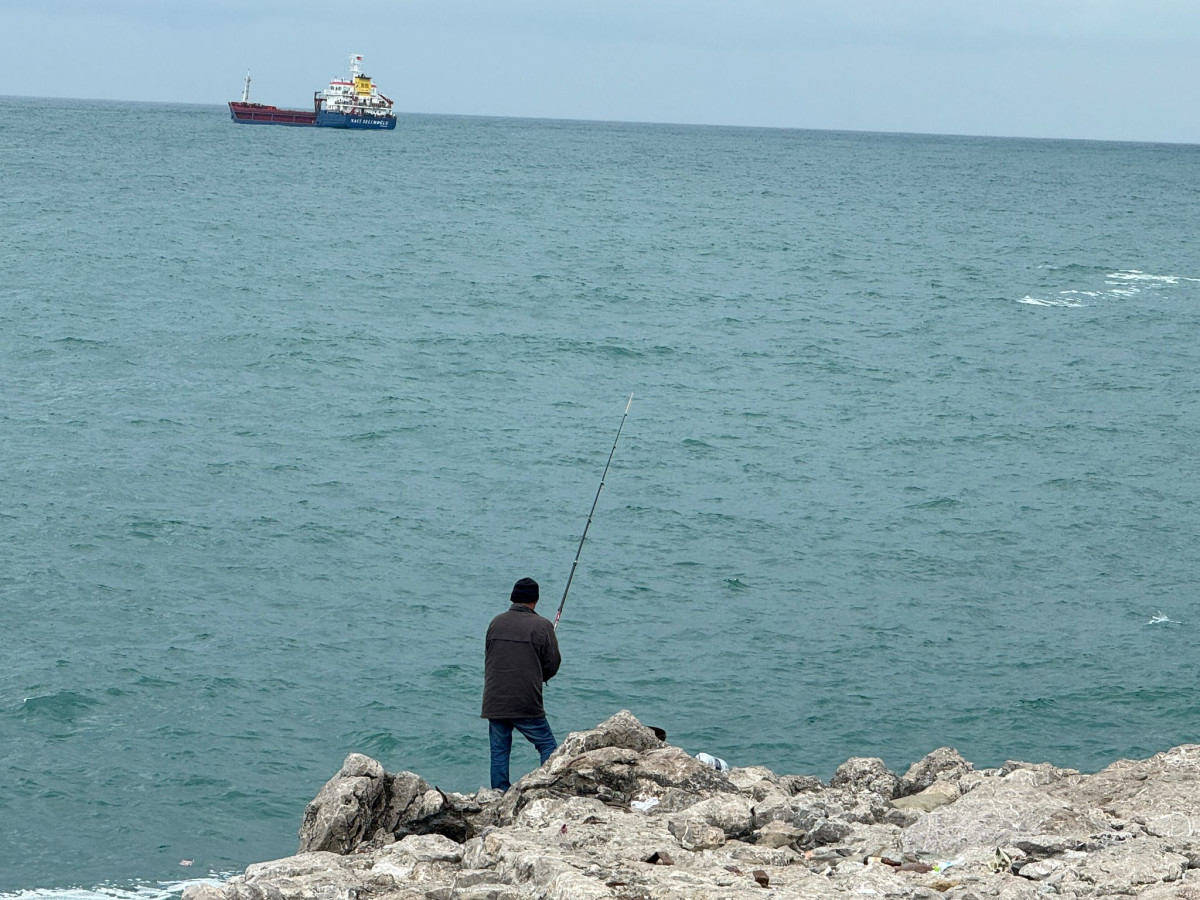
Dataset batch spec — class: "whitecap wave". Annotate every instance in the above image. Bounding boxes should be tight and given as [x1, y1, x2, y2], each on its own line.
[1021, 269, 1198, 307]
[0, 877, 223, 900]
[1148, 612, 1185, 626]
[1104, 270, 1200, 298]
[1107, 270, 1185, 285]
[1019, 295, 1087, 308]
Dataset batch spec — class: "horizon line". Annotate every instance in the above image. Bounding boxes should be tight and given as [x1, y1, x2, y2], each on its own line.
[2, 93, 1196, 148]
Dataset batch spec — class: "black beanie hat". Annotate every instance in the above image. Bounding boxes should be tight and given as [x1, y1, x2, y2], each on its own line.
[510, 577, 539, 604]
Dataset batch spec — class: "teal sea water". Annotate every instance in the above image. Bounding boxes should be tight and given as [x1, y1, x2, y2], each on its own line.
[3, 96, 1200, 894]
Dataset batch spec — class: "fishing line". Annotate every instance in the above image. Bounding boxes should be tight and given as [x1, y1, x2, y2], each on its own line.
[554, 394, 633, 630]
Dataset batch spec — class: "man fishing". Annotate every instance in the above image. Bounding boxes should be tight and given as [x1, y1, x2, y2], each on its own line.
[480, 395, 631, 790]
[481, 577, 561, 791]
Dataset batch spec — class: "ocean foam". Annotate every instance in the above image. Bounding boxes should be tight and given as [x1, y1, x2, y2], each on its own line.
[1107, 270, 1183, 284]
[1147, 612, 1182, 626]
[1023, 269, 1198, 307]
[1104, 270, 1200, 297]
[1019, 295, 1087, 308]
[0, 877, 223, 900]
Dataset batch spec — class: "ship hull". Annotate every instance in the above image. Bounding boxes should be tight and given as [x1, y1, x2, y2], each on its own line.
[315, 110, 397, 130]
[228, 102, 395, 129]
[228, 102, 317, 126]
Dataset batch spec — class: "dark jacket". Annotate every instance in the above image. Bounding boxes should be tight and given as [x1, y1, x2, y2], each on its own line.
[481, 603, 561, 720]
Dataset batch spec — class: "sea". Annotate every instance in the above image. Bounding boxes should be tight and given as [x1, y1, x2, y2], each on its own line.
[3, 95, 1200, 896]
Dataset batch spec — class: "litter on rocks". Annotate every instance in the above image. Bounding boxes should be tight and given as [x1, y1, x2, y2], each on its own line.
[696, 752, 729, 772]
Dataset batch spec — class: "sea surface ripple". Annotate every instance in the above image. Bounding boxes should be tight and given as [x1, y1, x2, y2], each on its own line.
[3, 97, 1200, 894]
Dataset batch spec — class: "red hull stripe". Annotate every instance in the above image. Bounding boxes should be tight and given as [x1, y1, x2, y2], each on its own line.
[229, 102, 317, 125]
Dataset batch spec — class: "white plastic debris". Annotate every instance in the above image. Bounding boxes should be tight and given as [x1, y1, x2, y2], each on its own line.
[696, 752, 729, 772]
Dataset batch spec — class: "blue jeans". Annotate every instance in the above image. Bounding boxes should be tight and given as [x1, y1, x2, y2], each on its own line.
[488, 717, 557, 791]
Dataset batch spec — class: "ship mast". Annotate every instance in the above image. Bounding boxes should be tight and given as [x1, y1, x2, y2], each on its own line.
[241, 71, 251, 103]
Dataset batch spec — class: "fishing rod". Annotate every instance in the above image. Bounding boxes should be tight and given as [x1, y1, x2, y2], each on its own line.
[554, 393, 633, 630]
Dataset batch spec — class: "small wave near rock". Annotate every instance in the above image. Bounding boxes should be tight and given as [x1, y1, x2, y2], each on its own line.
[183, 711, 1200, 900]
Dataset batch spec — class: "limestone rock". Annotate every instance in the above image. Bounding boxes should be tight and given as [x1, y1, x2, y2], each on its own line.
[1060, 744, 1200, 839]
[838, 822, 904, 861]
[781, 774, 825, 795]
[551, 708, 664, 758]
[188, 851, 371, 900]
[296, 754, 391, 853]
[901, 778, 1106, 857]
[180, 887, 226, 900]
[898, 747, 974, 797]
[754, 820, 803, 849]
[1054, 839, 1187, 895]
[832, 787, 892, 825]
[496, 712, 736, 825]
[1139, 883, 1200, 900]
[196, 717, 1200, 900]
[667, 795, 755, 839]
[728, 765, 787, 801]
[296, 756, 473, 853]
[669, 818, 726, 851]
[378, 833, 464, 863]
[831, 757, 900, 800]
[998, 760, 1080, 785]
[891, 780, 962, 813]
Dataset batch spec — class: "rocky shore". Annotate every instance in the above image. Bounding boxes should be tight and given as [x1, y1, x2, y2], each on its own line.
[184, 711, 1200, 900]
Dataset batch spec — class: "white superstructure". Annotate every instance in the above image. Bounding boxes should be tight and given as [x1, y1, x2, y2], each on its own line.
[314, 54, 394, 120]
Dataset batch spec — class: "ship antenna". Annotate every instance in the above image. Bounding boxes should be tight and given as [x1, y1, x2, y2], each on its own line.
[242, 71, 251, 103]
[350, 53, 362, 79]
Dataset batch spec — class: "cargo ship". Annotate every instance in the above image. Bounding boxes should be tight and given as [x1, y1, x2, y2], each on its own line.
[229, 54, 396, 130]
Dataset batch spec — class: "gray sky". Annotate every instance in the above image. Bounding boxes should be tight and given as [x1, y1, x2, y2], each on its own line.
[4, 0, 1198, 142]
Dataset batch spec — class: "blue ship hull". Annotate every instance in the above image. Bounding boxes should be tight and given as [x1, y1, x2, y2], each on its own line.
[315, 110, 396, 130]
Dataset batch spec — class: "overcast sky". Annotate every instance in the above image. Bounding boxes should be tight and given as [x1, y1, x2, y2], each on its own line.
[4, 0, 1197, 143]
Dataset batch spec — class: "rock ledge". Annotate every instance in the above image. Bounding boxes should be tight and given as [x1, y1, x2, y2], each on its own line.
[184, 711, 1200, 900]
